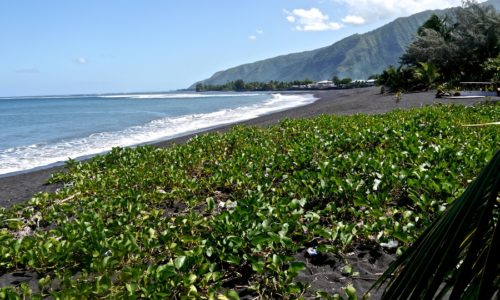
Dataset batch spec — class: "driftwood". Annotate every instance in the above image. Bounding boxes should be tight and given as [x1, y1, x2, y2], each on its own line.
[461, 121, 500, 127]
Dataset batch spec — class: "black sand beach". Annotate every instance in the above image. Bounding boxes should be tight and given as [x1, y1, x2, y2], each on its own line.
[0, 86, 498, 298]
[0, 87, 496, 208]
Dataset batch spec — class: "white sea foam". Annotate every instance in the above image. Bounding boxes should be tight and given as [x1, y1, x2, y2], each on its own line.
[100, 93, 261, 99]
[0, 93, 317, 175]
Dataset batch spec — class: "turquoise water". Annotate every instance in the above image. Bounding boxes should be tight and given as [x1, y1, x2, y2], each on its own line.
[0, 92, 316, 175]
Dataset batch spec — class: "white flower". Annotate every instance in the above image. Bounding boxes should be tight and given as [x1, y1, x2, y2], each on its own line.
[380, 240, 399, 249]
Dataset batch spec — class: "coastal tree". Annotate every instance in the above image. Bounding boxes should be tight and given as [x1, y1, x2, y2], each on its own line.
[195, 83, 203, 92]
[401, 1, 500, 82]
[400, 13, 456, 81]
[332, 75, 341, 85]
[482, 55, 500, 83]
[417, 14, 451, 40]
[378, 65, 417, 92]
[447, 0, 500, 81]
[383, 0, 500, 91]
[339, 78, 352, 85]
[234, 79, 245, 91]
[400, 28, 455, 78]
[413, 62, 440, 91]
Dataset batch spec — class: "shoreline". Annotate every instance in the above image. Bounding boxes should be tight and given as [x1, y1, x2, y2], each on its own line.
[0, 87, 497, 208]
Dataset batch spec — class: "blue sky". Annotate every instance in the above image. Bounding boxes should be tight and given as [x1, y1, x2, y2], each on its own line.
[1, 0, 468, 96]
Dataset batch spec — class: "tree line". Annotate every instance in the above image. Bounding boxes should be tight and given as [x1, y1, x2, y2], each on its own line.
[195, 79, 315, 92]
[195, 77, 375, 92]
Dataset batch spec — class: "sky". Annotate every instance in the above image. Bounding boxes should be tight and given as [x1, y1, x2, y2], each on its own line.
[0, 0, 473, 97]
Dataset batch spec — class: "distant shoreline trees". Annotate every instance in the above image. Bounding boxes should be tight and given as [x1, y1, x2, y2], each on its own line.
[195, 77, 372, 92]
[195, 79, 315, 92]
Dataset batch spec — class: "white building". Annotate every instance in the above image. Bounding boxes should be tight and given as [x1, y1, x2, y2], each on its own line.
[366, 79, 376, 86]
[314, 80, 336, 89]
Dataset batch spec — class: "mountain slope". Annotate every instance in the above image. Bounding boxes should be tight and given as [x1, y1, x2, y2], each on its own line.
[192, 10, 435, 87]
[192, 0, 499, 87]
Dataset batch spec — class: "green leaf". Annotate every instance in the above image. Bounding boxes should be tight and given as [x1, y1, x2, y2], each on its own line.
[184, 274, 197, 286]
[206, 197, 215, 211]
[344, 284, 358, 300]
[156, 264, 176, 279]
[174, 256, 187, 270]
[188, 284, 198, 296]
[342, 264, 353, 276]
[206, 246, 213, 257]
[288, 262, 306, 273]
[226, 290, 240, 300]
[126, 283, 137, 295]
[96, 275, 111, 293]
[224, 255, 241, 265]
[251, 260, 265, 273]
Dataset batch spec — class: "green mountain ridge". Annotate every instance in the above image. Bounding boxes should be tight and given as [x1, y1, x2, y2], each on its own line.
[191, 0, 500, 88]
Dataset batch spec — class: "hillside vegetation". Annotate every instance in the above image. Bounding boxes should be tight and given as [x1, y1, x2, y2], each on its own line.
[1, 103, 499, 298]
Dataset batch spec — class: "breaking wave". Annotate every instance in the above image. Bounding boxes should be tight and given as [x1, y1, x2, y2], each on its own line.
[0, 93, 316, 175]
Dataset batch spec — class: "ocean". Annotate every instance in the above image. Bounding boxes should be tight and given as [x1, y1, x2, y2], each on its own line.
[0, 91, 316, 176]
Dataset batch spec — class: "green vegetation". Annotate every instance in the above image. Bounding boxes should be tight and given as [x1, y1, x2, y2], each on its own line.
[331, 76, 354, 86]
[380, 1, 500, 92]
[195, 79, 314, 92]
[483, 55, 500, 83]
[195, 77, 369, 92]
[1, 103, 499, 298]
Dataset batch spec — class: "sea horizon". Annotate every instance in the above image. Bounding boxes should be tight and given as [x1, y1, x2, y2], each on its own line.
[0, 89, 193, 100]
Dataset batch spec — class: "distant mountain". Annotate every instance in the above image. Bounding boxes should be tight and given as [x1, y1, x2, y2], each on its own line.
[191, 0, 500, 88]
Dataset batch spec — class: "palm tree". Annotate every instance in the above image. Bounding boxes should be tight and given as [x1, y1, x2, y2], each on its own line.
[371, 150, 500, 299]
[414, 62, 440, 91]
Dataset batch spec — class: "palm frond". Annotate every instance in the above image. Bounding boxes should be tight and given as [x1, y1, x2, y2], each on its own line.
[370, 150, 500, 299]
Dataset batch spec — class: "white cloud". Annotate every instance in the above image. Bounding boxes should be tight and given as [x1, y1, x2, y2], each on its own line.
[249, 29, 263, 41]
[73, 57, 87, 64]
[285, 8, 344, 31]
[341, 15, 366, 25]
[15, 68, 39, 73]
[331, 0, 483, 23]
